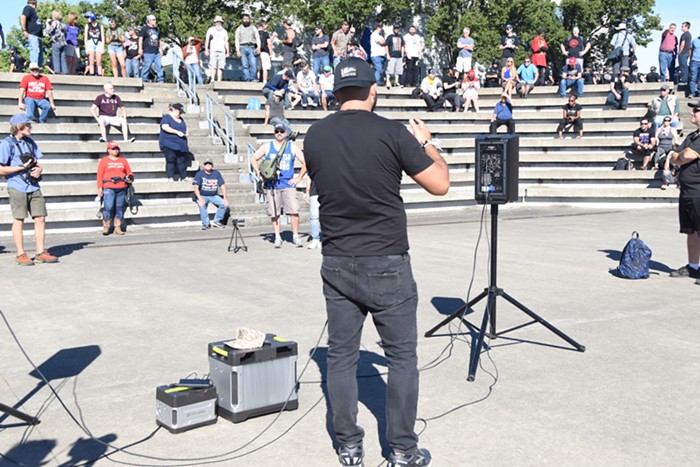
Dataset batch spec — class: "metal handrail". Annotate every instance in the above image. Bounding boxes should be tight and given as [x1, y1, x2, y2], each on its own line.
[205, 92, 237, 156]
[173, 55, 197, 106]
[246, 142, 259, 192]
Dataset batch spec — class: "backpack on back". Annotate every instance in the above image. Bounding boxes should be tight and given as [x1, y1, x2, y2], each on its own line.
[617, 231, 652, 279]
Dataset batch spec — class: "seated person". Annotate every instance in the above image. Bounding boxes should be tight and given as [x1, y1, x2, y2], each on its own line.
[556, 95, 583, 138]
[649, 84, 681, 128]
[559, 57, 584, 97]
[628, 118, 657, 170]
[18, 63, 56, 123]
[318, 65, 336, 111]
[294, 62, 320, 109]
[582, 65, 596, 85]
[262, 69, 294, 108]
[655, 116, 681, 188]
[501, 57, 517, 98]
[646, 66, 660, 82]
[606, 66, 630, 109]
[516, 57, 538, 97]
[192, 159, 229, 229]
[442, 68, 464, 112]
[419, 68, 445, 112]
[286, 78, 303, 110]
[484, 60, 501, 88]
[490, 93, 515, 134]
[461, 69, 480, 112]
[90, 83, 136, 143]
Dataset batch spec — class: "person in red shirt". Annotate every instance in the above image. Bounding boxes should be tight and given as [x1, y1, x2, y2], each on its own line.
[96, 141, 134, 235]
[531, 29, 549, 85]
[18, 63, 56, 123]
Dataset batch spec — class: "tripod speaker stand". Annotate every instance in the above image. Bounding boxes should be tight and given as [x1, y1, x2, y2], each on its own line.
[0, 402, 40, 425]
[227, 218, 248, 253]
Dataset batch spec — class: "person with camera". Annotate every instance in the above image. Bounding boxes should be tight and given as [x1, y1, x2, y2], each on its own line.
[97, 141, 134, 235]
[0, 114, 57, 265]
[250, 124, 306, 248]
[192, 159, 229, 230]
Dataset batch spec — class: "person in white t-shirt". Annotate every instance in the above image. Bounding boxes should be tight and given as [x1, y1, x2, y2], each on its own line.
[403, 26, 424, 87]
[295, 62, 319, 108]
[205, 16, 230, 82]
[370, 24, 386, 85]
[318, 65, 335, 110]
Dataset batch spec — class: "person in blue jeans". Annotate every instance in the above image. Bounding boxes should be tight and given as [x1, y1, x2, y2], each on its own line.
[138, 15, 164, 83]
[607, 66, 631, 109]
[559, 57, 584, 97]
[193, 159, 229, 229]
[689, 35, 700, 98]
[21, 0, 43, 67]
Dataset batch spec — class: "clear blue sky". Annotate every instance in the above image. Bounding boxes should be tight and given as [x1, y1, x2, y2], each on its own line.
[0, 0, 94, 45]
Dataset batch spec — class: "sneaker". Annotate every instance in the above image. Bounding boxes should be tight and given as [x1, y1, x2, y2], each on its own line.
[127, 137, 136, 143]
[307, 238, 321, 249]
[274, 237, 282, 248]
[387, 448, 432, 467]
[670, 265, 700, 279]
[34, 250, 58, 264]
[212, 221, 224, 228]
[293, 236, 303, 248]
[202, 225, 210, 230]
[660, 183, 668, 190]
[181, 177, 191, 182]
[167, 178, 175, 182]
[338, 444, 364, 466]
[98, 137, 107, 143]
[15, 253, 34, 266]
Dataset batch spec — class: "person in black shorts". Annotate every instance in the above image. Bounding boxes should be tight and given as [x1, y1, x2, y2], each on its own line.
[303, 57, 449, 467]
[669, 101, 700, 284]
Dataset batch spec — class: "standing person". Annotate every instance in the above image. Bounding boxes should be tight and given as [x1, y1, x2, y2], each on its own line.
[183, 36, 204, 85]
[18, 63, 56, 123]
[124, 27, 141, 78]
[45, 10, 67, 75]
[159, 103, 190, 182]
[281, 19, 297, 67]
[610, 23, 637, 77]
[331, 21, 355, 68]
[303, 57, 449, 467]
[678, 22, 692, 86]
[560, 26, 591, 70]
[690, 34, 700, 98]
[96, 141, 134, 235]
[65, 13, 80, 75]
[456, 27, 474, 74]
[235, 13, 260, 82]
[257, 20, 274, 83]
[668, 101, 700, 284]
[106, 18, 126, 78]
[250, 124, 306, 248]
[0, 22, 4, 49]
[531, 29, 549, 85]
[204, 16, 229, 82]
[84, 11, 105, 76]
[21, 0, 43, 67]
[490, 92, 515, 134]
[556, 95, 583, 138]
[658, 23, 678, 83]
[370, 24, 386, 86]
[0, 114, 57, 266]
[403, 26, 424, 87]
[384, 25, 404, 89]
[193, 159, 229, 230]
[139, 14, 164, 83]
[90, 83, 136, 143]
[311, 26, 330, 77]
[498, 24, 520, 67]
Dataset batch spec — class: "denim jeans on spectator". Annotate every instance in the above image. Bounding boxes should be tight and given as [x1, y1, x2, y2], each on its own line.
[240, 47, 257, 82]
[313, 56, 330, 77]
[612, 56, 630, 77]
[309, 195, 320, 240]
[371, 55, 385, 85]
[141, 52, 164, 82]
[126, 58, 141, 78]
[198, 195, 228, 227]
[321, 253, 419, 453]
[25, 98, 51, 123]
[162, 147, 189, 180]
[333, 55, 346, 69]
[678, 53, 689, 84]
[606, 89, 629, 109]
[27, 34, 43, 66]
[51, 44, 68, 74]
[300, 90, 319, 107]
[102, 188, 126, 221]
[559, 79, 584, 97]
[187, 63, 204, 85]
[659, 51, 674, 82]
[689, 61, 700, 97]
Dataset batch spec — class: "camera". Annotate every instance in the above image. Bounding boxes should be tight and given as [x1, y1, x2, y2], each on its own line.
[288, 131, 299, 142]
[19, 154, 42, 183]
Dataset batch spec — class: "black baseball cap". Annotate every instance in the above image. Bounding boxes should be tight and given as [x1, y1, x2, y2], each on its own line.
[333, 57, 375, 93]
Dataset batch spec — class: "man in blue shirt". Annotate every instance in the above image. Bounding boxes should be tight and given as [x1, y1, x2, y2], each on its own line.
[192, 159, 229, 229]
[0, 114, 57, 265]
[516, 57, 538, 97]
[490, 93, 515, 134]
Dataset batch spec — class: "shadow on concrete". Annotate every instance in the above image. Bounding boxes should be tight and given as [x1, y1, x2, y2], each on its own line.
[311, 346, 391, 458]
[599, 248, 672, 274]
[430, 297, 471, 316]
[50, 242, 94, 258]
[59, 433, 118, 467]
[0, 439, 56, 467]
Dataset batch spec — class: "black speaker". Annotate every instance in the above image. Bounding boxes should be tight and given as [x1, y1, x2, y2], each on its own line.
[474, 134, 519, 204]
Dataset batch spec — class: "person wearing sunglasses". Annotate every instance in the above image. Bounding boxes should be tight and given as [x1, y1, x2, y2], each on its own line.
[656, 116, 681, 189]
[668, 102, 700, 284]
[629, 119, 657, 170]
[556, 95, 583, 138]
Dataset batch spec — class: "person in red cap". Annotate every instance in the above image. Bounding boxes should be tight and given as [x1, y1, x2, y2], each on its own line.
[559, 56, 584, 98]
[96, 141, 134, 235]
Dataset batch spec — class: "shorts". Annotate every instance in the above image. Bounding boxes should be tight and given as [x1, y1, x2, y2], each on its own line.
[9, 188, 47, 220]
[107, 44, 124, 55]
[386, 57, 403, 75]
[65, 44, 79, 58]
[260, 52, 271, 71]
[210, 50, 226, 69]
[679, 197, 700, 234]
[99, 115, 124, 126]
[455, 56, 472, 72]
[87, 41, 104, 53]
[265, 187, 299, 217]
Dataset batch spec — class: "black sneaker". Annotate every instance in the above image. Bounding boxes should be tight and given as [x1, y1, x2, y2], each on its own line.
[338, 444, 364, 466]
[387, 448, 432, 467]
[670, 265, 700, 279]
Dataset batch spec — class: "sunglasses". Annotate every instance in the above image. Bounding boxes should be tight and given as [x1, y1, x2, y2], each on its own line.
[693, 108, 700, 114]
[108, 147, 120, 150]
[274, 129, 287, 134]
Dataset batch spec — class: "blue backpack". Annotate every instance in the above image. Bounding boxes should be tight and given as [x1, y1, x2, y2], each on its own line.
[617, 231, 652, 279]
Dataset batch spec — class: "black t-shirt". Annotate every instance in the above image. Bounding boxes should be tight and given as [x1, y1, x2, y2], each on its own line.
[680, 31, 692, 55]
[677, 130, 700, 198]
[562, 35, 587, 57]
[646, 71, 660, 82]
[633, 128, 653, 145]
[386, 34, 404, 58]
[11, 52, 26, 72]
[613, 75, 628, 92]
[139, 25, 160, 54]
[442, 75, 458, 93]
[563, 103, 582, 118]
[22, 5, 43, 37]
[259, 30, 270, 54]
[304, 110, 434, 256]
[582, 70, 595, 84]
[125, 36, 139, 59]
[500, 34, 520, 58]
[485, 66, 500, 87]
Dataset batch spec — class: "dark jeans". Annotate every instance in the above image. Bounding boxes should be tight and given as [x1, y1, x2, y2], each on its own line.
[162, 147, 189, 180]
[321, 254, 419, 453]
[444, 92, 464, 111]
[421, 93, 445, 111]
[557, 118, 583, 133]
[490, 118, 515, 134]
[404, 57, 419, 87]
[678, 53, 689, 84]
[606, 89, 629, 109]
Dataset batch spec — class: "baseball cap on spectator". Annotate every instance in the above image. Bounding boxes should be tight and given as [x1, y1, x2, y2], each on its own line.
[687, 101, 700, 109]
[616, 23, 627, 30]
[85, 11, 97, 21]
[650, 66, 657, 71]
[660, 84, 670, 91]
[213, 15, 224, 23]
[428, 68, 437, 75]
[467, 69, 476, 78]
[284, 18, 293, 26]
[146, 14, 156, 21]
[170, 103, 185, 113]
[323, 65, 332, 72]
[333, 57, 375, 92]
[273, 123, 287, 132]
[506, 24, 513, 29]
[568, 57, 577, 66]
[203, 159, 213, 165]
[107, 141, 120, 150]
[29, 62, 40, 70]
[10, 114, 32, 126]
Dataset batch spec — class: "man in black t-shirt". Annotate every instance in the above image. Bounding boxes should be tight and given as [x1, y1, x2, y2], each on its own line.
[678, 22, 692, 85]
[669, 101, 700, 283]
[20, 0, 43, 67]
[304, 57, 449, 467]
[498, 24, 520, 67]
[629, 118, 657, 170]
[606, 66, 631, 109]
[485, 61, 501, 87]
[138, 14, 164, 83]
[646, 66, 661, 82]
[560, 26, 591, 70]
[556, 95, 583, 138]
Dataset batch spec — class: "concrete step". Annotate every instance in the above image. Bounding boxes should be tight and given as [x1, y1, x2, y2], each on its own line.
[0, 72, 145, 93]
